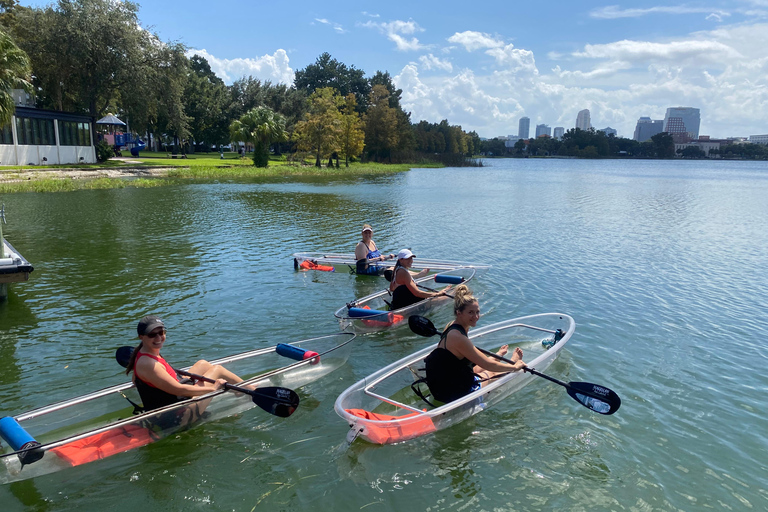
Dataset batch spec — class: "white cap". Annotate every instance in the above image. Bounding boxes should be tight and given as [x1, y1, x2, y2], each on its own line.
[397, 249, 415, 260]
[362, 226, 372, 233]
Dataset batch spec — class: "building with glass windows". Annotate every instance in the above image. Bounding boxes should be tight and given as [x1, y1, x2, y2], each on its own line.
[518, 117, 530, 139]
[535, 124, 551, 137]
[633, 117, 664, 142]
[553, 127, 564, 140]
[576, 109, 591, 131]
[663, 107, 700, 141]
[0, 106, 96, 165]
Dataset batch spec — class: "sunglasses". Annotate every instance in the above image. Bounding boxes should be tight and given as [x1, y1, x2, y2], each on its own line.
[145, 329, 166, 338]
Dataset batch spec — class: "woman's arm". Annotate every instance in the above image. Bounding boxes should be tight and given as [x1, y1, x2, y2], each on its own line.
[354, 241, 368, 261]
[137, 359, 223, 397]
[450, 333, 524, 373]
[404, 274, 451, 299]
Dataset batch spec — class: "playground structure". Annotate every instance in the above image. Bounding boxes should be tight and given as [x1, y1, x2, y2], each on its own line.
[96, 114, 146, 157]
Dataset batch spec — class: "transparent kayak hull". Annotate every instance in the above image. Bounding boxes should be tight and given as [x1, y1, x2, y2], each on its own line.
[334, 314, 575, 444]
[293, 252, 490, 274]
[0, 333, 355, 484]
[333, 267, 476, 333]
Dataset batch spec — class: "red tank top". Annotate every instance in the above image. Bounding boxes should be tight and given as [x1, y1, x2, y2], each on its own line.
[135, 352, 179, 388]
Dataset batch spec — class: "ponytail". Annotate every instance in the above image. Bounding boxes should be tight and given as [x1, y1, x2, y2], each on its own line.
[124, 342, 143, 375]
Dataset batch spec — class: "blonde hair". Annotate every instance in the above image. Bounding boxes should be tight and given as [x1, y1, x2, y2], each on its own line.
[362, 224, 373, 232]
[453, 284, 478, 314]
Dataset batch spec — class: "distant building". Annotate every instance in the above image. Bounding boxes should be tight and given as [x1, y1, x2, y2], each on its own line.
[575, 109, 591, 131]
[675, 141, 720, 157]
[535, 124, 551, 137]
[749, 134, 768, 144]
[663, 107, 700, 141]
[553, 127, 564, 140]
[598, 127, 617, 137]
[633, 117, 664, 142]
[518, 117, 530, 139]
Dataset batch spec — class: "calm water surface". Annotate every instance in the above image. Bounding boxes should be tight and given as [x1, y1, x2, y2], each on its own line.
[1, 158, 767, 511]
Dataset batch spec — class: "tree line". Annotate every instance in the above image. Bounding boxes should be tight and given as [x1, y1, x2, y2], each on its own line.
[0, 0, 480, 166]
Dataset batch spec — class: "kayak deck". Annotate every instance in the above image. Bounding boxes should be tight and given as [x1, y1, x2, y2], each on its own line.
[0, 333, 355, 484]
[335, 314, 575, 444]
[333, 267, 476, 333]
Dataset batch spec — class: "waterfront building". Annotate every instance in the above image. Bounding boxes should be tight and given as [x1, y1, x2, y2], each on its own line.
[675, 141, 720, 157]
[633, 117, 664, 142]
[535, 124, 551, 138]
[518, 117, 530, 139]
[576, 109, 591, 131]
[553, 127, 564, 140]
[749, 134, 768, 144]
[598, 127, 617, 137]
[0, 106, 96, 166]
[663, 107, 700, 141]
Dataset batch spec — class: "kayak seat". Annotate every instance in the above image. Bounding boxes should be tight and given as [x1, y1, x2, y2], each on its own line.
[345, 409, 437, 444]
[51, 424, 157, 467]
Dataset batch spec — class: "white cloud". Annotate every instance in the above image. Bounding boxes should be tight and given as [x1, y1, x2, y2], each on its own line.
[419, 54, 453, 72]
[360, 19, 425, 51]
[186, 49, 294, 85]
[394, 23, 768, 139]
[313, 18, 345, 34]
[573, 39, 743, 65]
[486, 44, 538, 73]
[447, 31, 504, 52]
[590, 5, 731, 20]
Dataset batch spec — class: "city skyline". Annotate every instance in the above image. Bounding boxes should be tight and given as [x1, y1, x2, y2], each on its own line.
[19, 0, 768, 139]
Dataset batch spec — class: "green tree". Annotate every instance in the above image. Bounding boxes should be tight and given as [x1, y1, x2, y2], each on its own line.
[363, 85, 399, 162]
[229, 106, 287, 167]
[294, 53, 370, 110]
[11, 0, 183, 126]
[338, 93, 365, 167]
[0, 27, 30, 127]
[184, 55, 230, 150]
[651, 132, 675, 159]
[293, 87, 343, 167]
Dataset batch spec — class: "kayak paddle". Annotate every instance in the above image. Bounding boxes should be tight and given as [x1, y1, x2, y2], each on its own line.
[115, 346, 300, 418]
[408, 315, 621, 415]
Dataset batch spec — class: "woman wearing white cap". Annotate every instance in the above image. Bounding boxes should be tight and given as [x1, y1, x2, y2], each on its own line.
[388, 249, 451, 310]
[354, 224, 394, 275]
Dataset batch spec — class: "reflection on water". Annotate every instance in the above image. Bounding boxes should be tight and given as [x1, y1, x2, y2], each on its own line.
[1, 160, 767, 510]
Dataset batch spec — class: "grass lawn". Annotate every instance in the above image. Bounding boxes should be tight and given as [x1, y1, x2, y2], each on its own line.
[0, 150, 443, 194]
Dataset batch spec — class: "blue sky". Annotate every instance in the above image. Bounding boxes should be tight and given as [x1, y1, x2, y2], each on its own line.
[21, 1, 768, 139]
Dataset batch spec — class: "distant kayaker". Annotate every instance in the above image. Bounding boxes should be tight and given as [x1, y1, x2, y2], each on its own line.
[354, 224, 394, 275]
[389, 249, 449, 310]
[424, 285, 526, 403]
[125, 315, 247, 411]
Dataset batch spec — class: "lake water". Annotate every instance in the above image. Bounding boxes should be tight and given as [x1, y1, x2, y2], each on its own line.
[1, 158, 767, 511]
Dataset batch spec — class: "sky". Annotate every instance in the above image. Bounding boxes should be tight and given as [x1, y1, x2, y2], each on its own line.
[21, 0, 768, 139]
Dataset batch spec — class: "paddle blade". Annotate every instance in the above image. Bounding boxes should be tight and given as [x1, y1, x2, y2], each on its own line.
[566, 382, 621, 415]
[408, 315, 439, 337]
[116, 346, 134, 368]
[249, 386, 300, 418]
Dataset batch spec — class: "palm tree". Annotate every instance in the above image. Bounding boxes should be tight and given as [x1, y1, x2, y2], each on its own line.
[229, 106, 287, 167]
[0, 28, 32, 127]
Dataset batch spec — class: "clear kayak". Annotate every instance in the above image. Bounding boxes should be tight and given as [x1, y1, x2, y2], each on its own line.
[293, 252, 491, 275]
[0, 332, 355, 484]
[333, 267, 476, 333]
[335, 314, 575, 444]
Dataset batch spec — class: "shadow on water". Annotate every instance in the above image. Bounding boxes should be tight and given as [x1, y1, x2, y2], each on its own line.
[0, 288, 36, 389]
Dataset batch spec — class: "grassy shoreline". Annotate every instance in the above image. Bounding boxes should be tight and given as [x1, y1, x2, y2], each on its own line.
[0, 152, 443, 194]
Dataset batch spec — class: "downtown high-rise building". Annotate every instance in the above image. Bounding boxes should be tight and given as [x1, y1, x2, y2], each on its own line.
[553, 127, 565, 140]
[535, 124, 551, 137]
[518, 117, 530, 139]
[633, 117, 664, 142]
[576, 109, 591, 131]
[663, 107, 700, 140]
